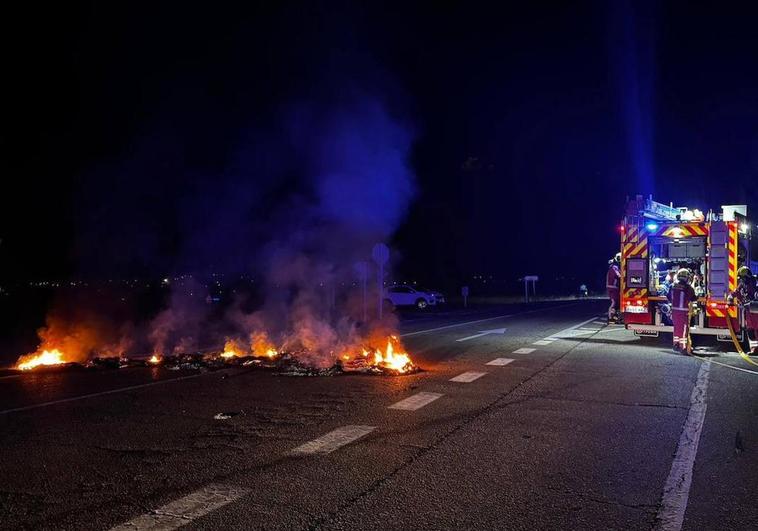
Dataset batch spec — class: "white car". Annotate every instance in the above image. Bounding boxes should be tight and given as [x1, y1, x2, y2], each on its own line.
[384, 285, 437, 309]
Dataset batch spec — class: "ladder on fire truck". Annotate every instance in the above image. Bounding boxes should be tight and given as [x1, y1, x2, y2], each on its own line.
[626, 195, 683, 222]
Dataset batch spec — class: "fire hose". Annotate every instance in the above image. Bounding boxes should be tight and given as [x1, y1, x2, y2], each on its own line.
[685, 303, 693, 355]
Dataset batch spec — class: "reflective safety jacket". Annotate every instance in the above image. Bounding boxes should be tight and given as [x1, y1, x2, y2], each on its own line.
[668, 282, 696, 311]
[606, 264, 620, 290]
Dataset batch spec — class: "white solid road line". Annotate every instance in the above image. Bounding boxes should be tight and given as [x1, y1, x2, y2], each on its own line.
[290, 425, 375, 455]
[654, 362, 711, 531]
[547, 316, 603, 340]
[388, 392, 444, 411]
[513, 348, 535, 354]
[399, 302, 584, 338]
[486, 358, 514, 366]
[449, 371, 487, 383]
[0, 372, 212, 416]
[110, 483, 249, 531]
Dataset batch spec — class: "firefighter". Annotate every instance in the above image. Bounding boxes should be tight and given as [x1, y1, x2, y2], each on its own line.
[728, 266, 758, 355]
[668, 268, 696, 353]
[606, 252, 622, 323]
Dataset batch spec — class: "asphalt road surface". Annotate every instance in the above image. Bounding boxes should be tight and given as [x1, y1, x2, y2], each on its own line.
[2, 300, 758, 530]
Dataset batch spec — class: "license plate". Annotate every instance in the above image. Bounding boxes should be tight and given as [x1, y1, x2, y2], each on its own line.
[625, 306, 648, 314]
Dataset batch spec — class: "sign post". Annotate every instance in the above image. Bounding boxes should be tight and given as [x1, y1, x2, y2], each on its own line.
[523, 275, 539, 304]
[372, 243, 390, 320]
[353, 261, 369, 322]
[461, 286, 469, 308]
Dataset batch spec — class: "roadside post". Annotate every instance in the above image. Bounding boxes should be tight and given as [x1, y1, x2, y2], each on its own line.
[461, 285, 469, 308]
[354, 261, 369, 322]
[523, 275, 539, 303]
[372, 243, 390, 320]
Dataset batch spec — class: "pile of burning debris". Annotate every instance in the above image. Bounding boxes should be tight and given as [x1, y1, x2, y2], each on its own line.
[11, 336, 419, 376]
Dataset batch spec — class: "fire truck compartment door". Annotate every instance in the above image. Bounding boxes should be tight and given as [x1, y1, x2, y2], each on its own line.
[709, 221, 729, 299]
[626, 258, 647, 288]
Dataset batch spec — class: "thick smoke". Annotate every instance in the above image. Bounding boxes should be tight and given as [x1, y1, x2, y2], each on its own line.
[148, 94, 416, 365]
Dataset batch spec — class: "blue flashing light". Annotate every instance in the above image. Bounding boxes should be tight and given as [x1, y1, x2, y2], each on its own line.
[646, 223, 659, 231]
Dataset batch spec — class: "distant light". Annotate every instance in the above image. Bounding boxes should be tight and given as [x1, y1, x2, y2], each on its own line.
[646, 223, 659, 231]
[619, 225, 625, 232]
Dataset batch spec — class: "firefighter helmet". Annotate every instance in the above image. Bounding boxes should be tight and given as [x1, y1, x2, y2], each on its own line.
[738, 266, 753, 279]
[614, 252, 621, 263]
[676, 268, 690, 281]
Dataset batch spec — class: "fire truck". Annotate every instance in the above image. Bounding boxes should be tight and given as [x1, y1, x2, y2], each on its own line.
[620, 195, 754, 345]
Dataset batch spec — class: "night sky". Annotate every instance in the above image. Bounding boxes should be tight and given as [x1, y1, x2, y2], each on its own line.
[4, 1, 758, 292]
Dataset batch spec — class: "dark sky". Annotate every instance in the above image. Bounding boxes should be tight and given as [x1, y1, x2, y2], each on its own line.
[3, 1, 758, 290]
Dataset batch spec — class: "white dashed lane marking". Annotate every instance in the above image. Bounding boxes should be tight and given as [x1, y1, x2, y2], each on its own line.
[513, 347, 535, 354]
[532, 340, 552, 346]
[486, 358, 514, 366]
[450, 371, 487, 383]
[110, 483, 249, 530]
[290, 425, 375, 455]
[388, 392, 443, 411]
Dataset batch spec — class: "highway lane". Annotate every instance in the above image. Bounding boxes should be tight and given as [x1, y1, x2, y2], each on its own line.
[2, 300, 758, 530]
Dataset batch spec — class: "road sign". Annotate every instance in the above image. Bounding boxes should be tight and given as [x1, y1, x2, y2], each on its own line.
[522, 275, 539, 303]
[461, 286, 469, 308]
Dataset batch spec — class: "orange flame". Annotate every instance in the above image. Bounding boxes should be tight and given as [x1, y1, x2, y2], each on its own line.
[148, 354, 162, 364]
[372, 336, 413, 373]
[221, 339, 245, 359]
[16, 349, 66, 371]
[342, 336, 415, 373]
[250, 331, 278, 358]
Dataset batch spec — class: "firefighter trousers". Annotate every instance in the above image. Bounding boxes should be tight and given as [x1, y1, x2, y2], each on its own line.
[672, 308, 690, 351]
[745, 309, 758, 352]
[607, 288, 620, 320]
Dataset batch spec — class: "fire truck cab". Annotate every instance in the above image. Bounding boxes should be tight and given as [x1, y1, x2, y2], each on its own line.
[620, 195, 754, 343]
